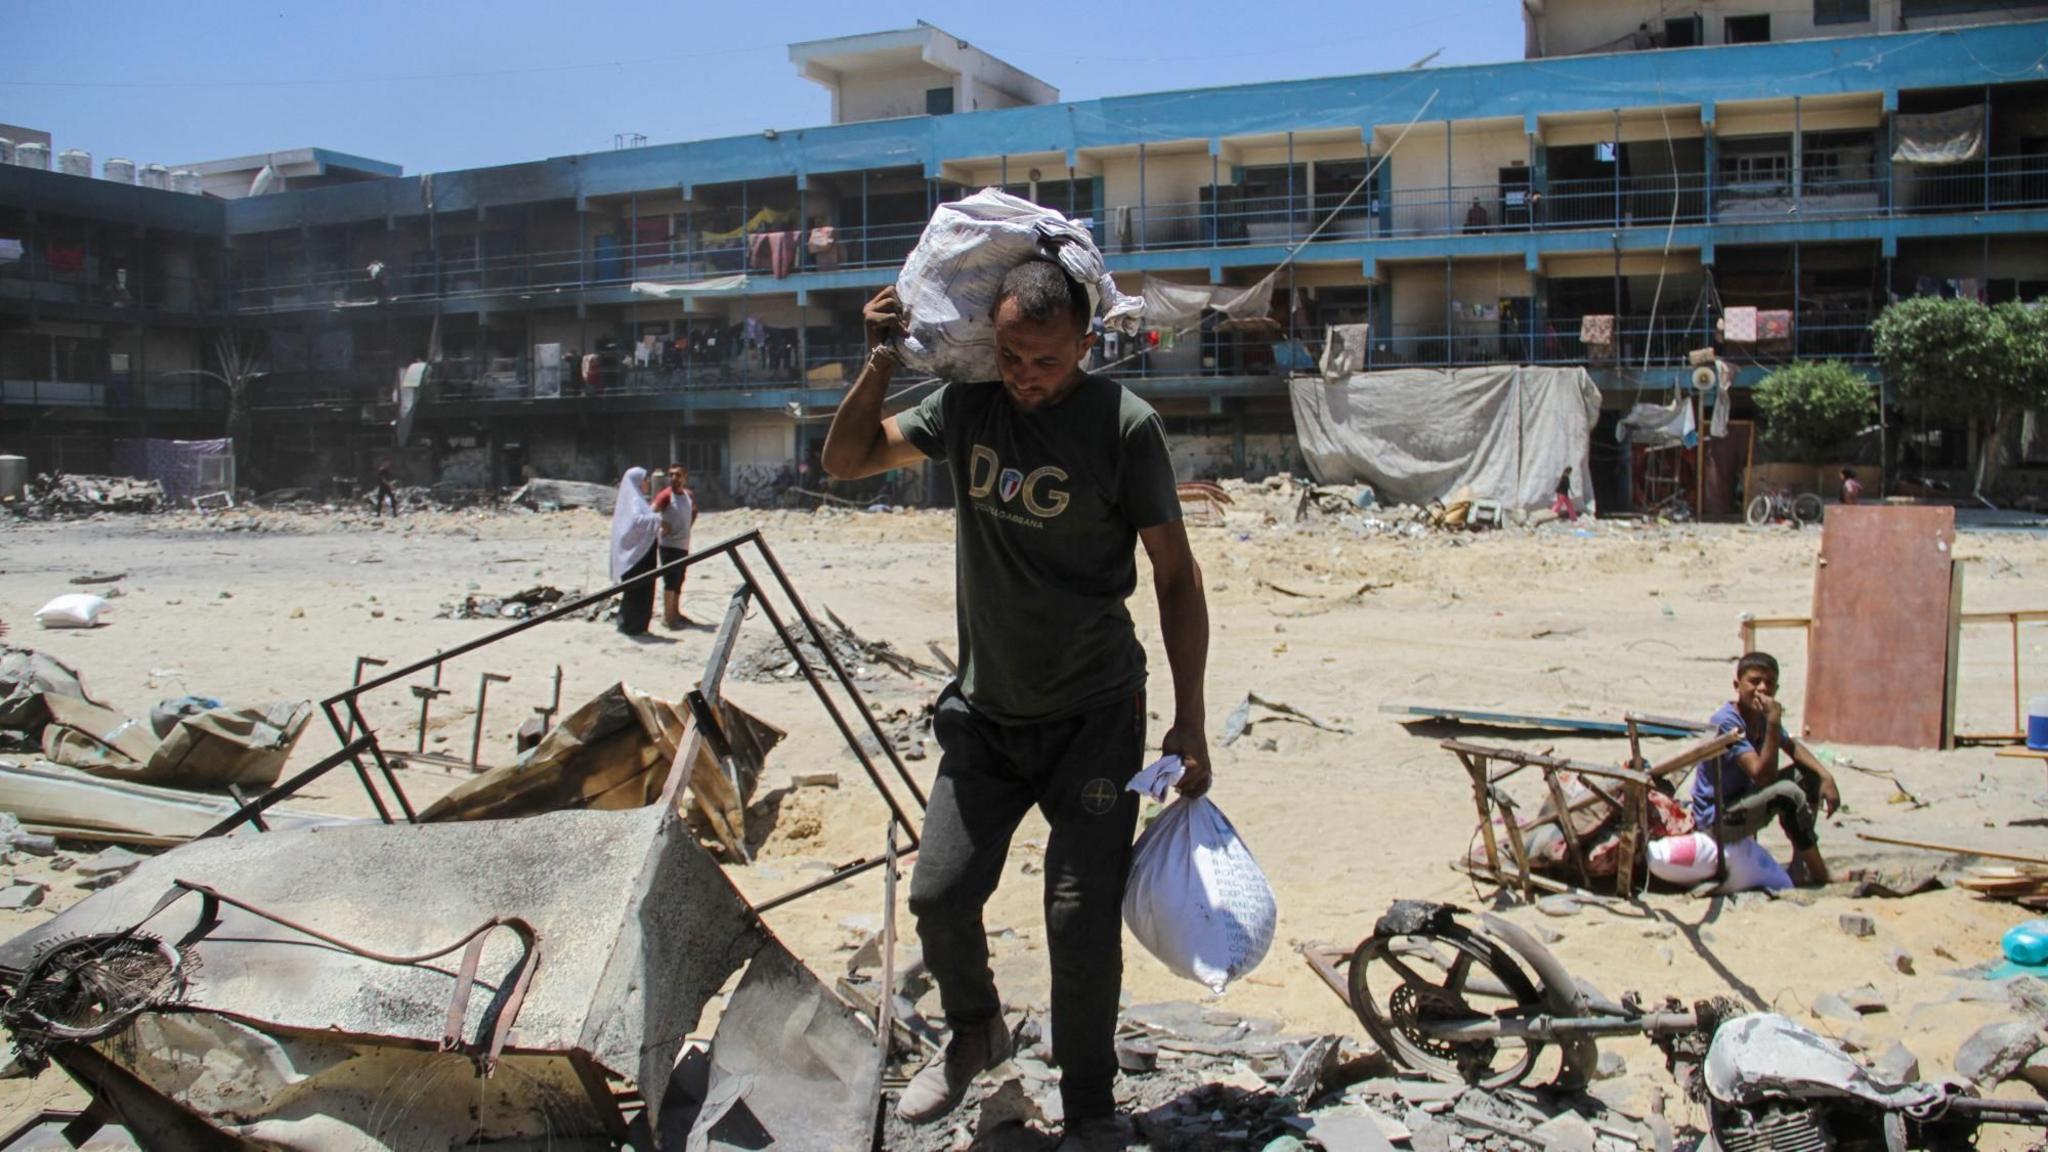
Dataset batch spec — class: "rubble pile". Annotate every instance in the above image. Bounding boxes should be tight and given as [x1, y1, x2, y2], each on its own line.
[437, 584, 569, 621]
[14, 473, 166, 518]
[865, 952, 1667, 1152]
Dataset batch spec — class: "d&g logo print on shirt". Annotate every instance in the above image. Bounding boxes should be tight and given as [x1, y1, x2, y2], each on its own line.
[968, 445, 1070, 525]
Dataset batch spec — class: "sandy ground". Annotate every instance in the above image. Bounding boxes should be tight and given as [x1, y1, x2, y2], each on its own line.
[2, 495, 2045, 1143]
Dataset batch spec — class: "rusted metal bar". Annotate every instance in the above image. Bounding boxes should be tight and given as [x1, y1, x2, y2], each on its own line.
[200, 737, 374, 838]
[1542, 771, 1591, 889]
[731, 550, 921, 846]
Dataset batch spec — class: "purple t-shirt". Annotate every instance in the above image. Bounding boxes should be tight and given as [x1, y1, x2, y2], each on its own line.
[1690, 701, 1795, 828]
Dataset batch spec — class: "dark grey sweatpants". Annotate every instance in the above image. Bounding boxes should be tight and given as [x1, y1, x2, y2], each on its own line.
[906, 682, 1145, 1121]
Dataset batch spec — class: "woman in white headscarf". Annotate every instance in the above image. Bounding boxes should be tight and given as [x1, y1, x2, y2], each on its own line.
[610, 466, 662, 636]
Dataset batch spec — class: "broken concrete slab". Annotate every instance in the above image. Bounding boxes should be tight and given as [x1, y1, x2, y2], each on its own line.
[1954, 1020, 2046, 1089]
[1884, 946, 1915, 975]
[0, 881, 46, 910]
[1533, 1110, 1598, 1152]
[74, 845, 146, 877]
[1873, 1040, 1921, 1085]
[1838, 912, 1876, 938]
[1286, 1105, 1400, 1152]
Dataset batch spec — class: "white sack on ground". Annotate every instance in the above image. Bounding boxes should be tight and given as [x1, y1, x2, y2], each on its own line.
[1288, 366, 1600, 512]
[895, 188, 1144, 382]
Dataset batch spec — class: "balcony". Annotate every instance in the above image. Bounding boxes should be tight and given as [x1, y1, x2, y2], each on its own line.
[0, 255, 218, 314]
[216, 153, 2048, 314]
[0, 373, 224, 411]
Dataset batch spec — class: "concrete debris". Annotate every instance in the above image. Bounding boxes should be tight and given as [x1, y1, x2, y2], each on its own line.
[15, 473, 166, 518]
[1810, 993, 1861, 1023]
[74, 845, 147, 877]
[508, 477, 617, 513]
[0, 881, 46, 910]
[1954, 1020, 2047, 1089]
[1883, 946, 1915, 975]
[438, 584, 567, 620]
[1594, 1051, 1629, 1080]
[1835, 984, 1887, 1015]
[1837, 912, 1876, 938]
[1537, 894, 1583, 918]
[1872, 1041, 1920, 1085]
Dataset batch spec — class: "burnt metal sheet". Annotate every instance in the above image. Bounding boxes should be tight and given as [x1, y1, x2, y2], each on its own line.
[0, 803, 768, 1135]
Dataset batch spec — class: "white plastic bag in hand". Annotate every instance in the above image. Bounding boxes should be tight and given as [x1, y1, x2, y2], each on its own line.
[1121, 757, 1277, 994]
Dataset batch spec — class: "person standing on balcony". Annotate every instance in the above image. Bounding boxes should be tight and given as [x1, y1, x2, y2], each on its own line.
[821, 266, 1211, 1152]
[609, 466, 661, 637]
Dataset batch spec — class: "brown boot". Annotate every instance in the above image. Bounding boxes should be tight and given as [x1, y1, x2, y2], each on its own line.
[895, 1016, 1011, 1125]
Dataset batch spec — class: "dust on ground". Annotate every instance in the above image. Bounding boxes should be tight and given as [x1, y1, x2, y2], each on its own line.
[2, 495, 2045, 1144]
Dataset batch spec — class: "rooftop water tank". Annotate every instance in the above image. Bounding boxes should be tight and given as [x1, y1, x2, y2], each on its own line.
[56, 149, 91, 177]
[139, 163, 169, 190]
[16, 142, 50, 170]
[170, 168, 202, 195]
[104, 157, 135, 184]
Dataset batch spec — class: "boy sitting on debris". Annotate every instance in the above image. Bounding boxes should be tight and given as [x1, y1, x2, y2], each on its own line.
[1691, 652, 1842, 888]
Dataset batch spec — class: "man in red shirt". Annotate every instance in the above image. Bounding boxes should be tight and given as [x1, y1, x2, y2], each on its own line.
[650, 464, 698, 628]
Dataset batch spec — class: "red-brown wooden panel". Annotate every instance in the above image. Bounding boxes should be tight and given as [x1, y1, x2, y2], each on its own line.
[1804, 506, 1956, 750]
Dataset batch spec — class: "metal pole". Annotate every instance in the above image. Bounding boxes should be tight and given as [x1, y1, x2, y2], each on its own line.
[1793, 96, 1804, 214]
[1137, 144, 1147, 251]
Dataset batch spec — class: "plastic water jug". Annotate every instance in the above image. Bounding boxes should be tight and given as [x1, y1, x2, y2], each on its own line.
[2005, 919, 2048, 967]
[2028, 694, 2048, 751]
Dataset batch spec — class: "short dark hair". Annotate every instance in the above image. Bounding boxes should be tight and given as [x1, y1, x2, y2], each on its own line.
[1736, 651, 1780, 681]
[994, 259, 1090, 331]
[1840, 468, 1855, 478]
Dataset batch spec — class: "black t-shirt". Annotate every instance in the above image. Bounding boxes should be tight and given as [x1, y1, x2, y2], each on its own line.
[895, 375, 1182, 723]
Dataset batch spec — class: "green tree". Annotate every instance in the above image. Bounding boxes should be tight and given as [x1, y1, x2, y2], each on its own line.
[1753, 359, 1876, 461]
[1871, 296, 2048, 500]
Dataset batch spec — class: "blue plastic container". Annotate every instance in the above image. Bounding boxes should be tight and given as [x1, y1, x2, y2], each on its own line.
[2005, 919, 2048, 967]
[2028, 694, 2048, 750]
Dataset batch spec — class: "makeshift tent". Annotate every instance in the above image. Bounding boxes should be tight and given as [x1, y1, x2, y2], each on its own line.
[1288, 366, 1600, 512]
[108, 438, 234, 502]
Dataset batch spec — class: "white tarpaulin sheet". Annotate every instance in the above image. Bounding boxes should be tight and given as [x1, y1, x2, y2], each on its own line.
[1288, 366, 1600, 512]
[1142, 276, 1277, 327]
[894, 188, 1144, 382]
[1892, 105, 1985, 166]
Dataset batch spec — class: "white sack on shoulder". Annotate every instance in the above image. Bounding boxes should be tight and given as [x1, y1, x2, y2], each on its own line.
[1122, 757, 1277, 994]
[36, 593, 108, 629]
[894, 188, 1145, 382]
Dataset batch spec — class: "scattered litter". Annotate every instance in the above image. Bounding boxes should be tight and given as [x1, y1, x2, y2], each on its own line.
[68, 572, 127, 585]
[1220, 692, 1354, 747]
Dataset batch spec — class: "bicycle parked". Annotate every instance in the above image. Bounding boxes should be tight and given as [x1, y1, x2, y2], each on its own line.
[1745, 486, 1824, 527]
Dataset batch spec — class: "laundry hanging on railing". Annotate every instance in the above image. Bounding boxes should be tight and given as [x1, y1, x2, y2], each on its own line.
[1579, 314, 1615, 347]
[1891, 105, 1985, 166]
[748, 231, 802, 278]
[699, 206, 796, 244]
[629, 274, 749, 300]
[1756, 309, 1793, 344]
[1720, 306, 1758, 343]
[1319, 324, 1370, 381]
[1140, 276, 1277, 327]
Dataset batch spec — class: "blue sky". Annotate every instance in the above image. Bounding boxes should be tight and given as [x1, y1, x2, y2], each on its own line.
[3, 1, 1523, 174]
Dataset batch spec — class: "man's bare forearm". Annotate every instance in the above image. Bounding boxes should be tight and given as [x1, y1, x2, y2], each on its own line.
[1157, 567, 1209, 725]
[821, 356, 893, 478]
